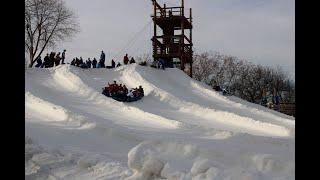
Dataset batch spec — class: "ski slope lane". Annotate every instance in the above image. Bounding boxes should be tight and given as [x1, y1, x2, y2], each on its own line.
[25, 64, 295, 180]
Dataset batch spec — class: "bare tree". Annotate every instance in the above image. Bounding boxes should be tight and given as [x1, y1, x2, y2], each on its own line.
[193, 52, 218, 84]
[25, 0, 79, 67]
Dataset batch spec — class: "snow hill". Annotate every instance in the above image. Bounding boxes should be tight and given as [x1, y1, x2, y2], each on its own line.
[25, 64, 295, 180]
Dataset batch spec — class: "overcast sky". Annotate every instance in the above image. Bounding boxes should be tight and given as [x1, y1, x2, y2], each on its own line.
[51, 0, 294, 79]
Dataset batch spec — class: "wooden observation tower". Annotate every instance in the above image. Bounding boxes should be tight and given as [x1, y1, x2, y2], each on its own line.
[151, 0, 193, 77]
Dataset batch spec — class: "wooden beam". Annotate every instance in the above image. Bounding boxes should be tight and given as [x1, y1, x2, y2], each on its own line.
[153, 0, 157, 61]
[152, 0, 162, 10]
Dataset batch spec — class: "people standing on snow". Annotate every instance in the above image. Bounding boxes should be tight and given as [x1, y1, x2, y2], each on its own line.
[42, 53, 50, 68]
[99, 51, 106, 68]
[35, 56, 42, 68]
[129, 57, 136, 64]
[86, 58, 92, 68]
[92, 58, 97, 68]
[55, 52, 61, 66]
[49, 52, 55, 67]
[158, 58, 165, 69]
[61, 49, 66, 64]
[123, 54, 129, 65]
[79, 57, 84, 66]
[75, 57, 80, 67]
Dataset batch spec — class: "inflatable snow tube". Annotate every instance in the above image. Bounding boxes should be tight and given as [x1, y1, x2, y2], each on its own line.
[102, 90, 143, 102]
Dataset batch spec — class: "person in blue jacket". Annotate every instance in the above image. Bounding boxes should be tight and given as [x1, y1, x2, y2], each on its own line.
[158, 58, 165, 70]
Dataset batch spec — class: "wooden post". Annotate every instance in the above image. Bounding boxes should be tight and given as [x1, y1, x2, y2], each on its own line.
[181, 6, 185, 71]
[181, 0, 184, 16]
[153, 0, 157, 62]
[189, 8, 193, 78]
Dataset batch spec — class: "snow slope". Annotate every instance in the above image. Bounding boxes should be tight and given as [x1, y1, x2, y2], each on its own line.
[25, 64, 295, 180]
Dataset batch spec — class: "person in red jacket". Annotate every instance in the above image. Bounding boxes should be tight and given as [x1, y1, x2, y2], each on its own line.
[123, 54, 129, 65]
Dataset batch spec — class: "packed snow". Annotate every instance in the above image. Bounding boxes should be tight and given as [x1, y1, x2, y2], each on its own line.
[25, 64, 295, 179]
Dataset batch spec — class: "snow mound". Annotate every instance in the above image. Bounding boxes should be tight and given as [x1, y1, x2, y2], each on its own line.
[25, 92, 96, 129]
[126, 141, 222, 180]
[126, 140, 294, 180]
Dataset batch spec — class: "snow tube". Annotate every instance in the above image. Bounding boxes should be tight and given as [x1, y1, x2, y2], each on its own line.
[102, 89, 143, 102]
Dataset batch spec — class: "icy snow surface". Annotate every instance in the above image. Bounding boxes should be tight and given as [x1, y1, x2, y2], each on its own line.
[25, 64, 295, 179]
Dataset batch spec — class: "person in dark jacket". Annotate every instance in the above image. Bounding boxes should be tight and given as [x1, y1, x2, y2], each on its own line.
[116, 62, 121, 67]
[123, 54, 129, 65]
[42, 53, 50, 68]
[129, 57, 136, 64]
[35, 56, 42, 68]
[55, 52, 62, 66]
[86, 58, 92, 68]
[71, 58, 76, 66]
[100, 51, 105, 61]
[158, 58, 165, 69]
[92, 58, 97, 68]
[75, 57, 80, 67]
[99, 51, 106, 68]
[61, 49, 66, 64]
[111, 59, 116, 68]
[79, 57, 84, 66]
[49, 52, 56, 67]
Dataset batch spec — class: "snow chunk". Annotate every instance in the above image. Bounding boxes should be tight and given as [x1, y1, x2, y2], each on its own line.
[126, 141, 220, 180]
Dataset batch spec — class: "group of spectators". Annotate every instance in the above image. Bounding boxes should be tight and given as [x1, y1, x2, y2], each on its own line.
[34, 50, 137, 69]
[34, 50, 66, 68]
[70, 52, 136, 69]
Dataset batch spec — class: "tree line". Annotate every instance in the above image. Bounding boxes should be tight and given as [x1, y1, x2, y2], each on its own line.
[25, 0, 79, 68]
[192, 51, 295, 104]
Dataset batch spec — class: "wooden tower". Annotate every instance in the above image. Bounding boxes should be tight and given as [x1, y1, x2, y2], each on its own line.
[151, 0, 193, 77]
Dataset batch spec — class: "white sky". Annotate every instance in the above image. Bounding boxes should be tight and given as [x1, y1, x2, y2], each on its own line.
[50, 0, 294, 79]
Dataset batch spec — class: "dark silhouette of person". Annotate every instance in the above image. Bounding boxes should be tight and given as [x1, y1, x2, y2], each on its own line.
[54, 52, 62, 66]
[35, 56, 42, 68]
[129, 57, 136, 64]
[86, 58, 92, 68]
[49, 52, 56, 67]
[42, 53, 50, 68]
[61, 49, 66, 64]
[123, 54, 129, 65]
[112, 59, 116, 68]
[92, 58, 97, 68]
[99, 51, 106, 68]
